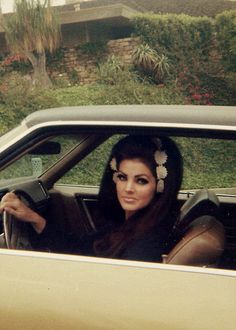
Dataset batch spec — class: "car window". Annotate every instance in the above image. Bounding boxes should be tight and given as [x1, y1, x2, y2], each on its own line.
[58, 135, 122, 185]
[175, 137, 236, 192]
[59, 135, 236, 193]
[0, 134, 85, 182]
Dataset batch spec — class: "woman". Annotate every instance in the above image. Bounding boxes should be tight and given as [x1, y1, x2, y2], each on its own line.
[0, 135, 183, 262]
[91, 135, 183, 261]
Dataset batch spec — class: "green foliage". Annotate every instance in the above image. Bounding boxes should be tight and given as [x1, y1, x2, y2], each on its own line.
[0, 72, 31, 110]
[46, 47, 66, 71]
[51, 74, 71, 88]
[20, 88, 59, 114]
[132, 13, 214, 70]
[60, 135, 235, 190]
[2, 0, 61, 88]
[97, 55, 128, 85]
[48, 81, 185, 106]
[0, 65, 7, 78]
[1, 53, 32, 74]
[225, 72, 236, 91]
[0, 80, 234, 190]
[0, 104, 15, 134]
[0, 72, 59, 130]
[3, 0, 61, 54]
[8, 58, 31, 74]
[176, 137, 236, 189]
[215, 10, 236, 72]
[68, 69, 80, 85]
[59, 135, 122, 186]
[175, 64, 236, 106]
[132, 44, 158, 71]
[154, 54, 170, 83]
[131, 13, 236, 104]
[76, 41, 108, 62]
[51, 70, 80, 88]
[132, 44, 171, 83]
[0, 81, 184, 135]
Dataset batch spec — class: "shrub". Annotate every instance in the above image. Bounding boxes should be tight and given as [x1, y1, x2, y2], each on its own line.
[68, 69, 80, 85]
[132, 43, 171, 84]
[76, 41, 108, 63]
[97, 55, 131, 85]
[0, 72, 59, 129]
[132, 13, 214, 72]
[175, 62, 236, 105]
[51, 73, 73, 88]
[153, 54, 171, 83]
[2, 53, 32, 74]
[0, 104, 15, 134]
[50, 81, 185, 106]
[132, 44, 158, 71]
[225, 72, 236, 91]
[131, 12, 236, 104]
[46, 47, 66, 71]
[215, 10, 236, 72]
[0, 65, 6, 78]
[0, 72, 31, 106]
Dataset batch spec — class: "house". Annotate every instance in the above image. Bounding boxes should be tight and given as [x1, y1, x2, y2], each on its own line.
[0, 2, 139, 52]
[0, 2, 140, 84]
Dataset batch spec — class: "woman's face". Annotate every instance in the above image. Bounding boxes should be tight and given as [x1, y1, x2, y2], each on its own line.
[115, 158, 156, 220]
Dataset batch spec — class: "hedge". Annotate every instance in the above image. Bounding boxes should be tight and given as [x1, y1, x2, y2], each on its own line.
[132, 13, 214, 70]
[215, 9, 236, 72]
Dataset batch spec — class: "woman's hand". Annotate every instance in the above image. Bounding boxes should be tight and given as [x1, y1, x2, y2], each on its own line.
[0, 192, 46, 234]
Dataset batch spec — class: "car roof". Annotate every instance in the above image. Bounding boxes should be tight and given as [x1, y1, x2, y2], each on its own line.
[1, 105, 235, 156]
[23, 105, 236, 129]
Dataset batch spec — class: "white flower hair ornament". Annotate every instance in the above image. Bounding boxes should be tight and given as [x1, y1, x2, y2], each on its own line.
[110, 157, 117, 171]
[154, 148, 168, 193]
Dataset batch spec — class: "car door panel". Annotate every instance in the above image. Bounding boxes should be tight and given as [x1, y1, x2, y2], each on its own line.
[0, 250, 235, 330]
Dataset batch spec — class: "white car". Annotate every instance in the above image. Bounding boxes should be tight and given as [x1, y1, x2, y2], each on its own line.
[0, 104, 235, 329]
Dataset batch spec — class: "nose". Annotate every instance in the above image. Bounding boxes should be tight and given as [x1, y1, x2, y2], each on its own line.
[125, 180, 134, 193]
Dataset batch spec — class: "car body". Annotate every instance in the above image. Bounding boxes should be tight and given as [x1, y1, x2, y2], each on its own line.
[0, 104, 236, 329]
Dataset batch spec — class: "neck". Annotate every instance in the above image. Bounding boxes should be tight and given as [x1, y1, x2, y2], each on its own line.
[125, 210, 136, 221]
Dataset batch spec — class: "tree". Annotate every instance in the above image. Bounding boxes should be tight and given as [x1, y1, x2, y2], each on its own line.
[2, 0, 61, 88]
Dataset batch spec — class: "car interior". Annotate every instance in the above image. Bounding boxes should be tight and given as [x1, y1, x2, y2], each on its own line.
[163, 189, 225, 267]
[0, 131, 235, 270]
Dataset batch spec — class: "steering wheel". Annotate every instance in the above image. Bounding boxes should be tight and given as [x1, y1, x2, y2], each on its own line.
[1, 190, 34, 250]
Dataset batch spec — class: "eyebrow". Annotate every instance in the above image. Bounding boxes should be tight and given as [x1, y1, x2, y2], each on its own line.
[118, 171, 149, 178]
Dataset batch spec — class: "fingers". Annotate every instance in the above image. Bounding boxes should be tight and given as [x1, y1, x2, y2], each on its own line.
[0, 192, 46, 234]
[1, 191, 17, 203]
[0, 192, 31, 220]
[0, 192, 20, 212]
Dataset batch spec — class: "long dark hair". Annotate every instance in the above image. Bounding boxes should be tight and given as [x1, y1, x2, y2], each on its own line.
[93, 135, 183, 257]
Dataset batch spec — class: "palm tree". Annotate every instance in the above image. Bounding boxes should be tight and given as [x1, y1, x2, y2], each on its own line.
[2, 0, 61, 88]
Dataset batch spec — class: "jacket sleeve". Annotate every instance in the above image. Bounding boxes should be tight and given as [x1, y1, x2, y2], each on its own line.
[29, 219, 73, 253]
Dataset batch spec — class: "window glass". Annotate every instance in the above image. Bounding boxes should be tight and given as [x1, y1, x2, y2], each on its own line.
[59, 135, 122, 185]
[0, 134, 84, 182]
[175, 137, 236, 191]
[59, 136, 236, 193]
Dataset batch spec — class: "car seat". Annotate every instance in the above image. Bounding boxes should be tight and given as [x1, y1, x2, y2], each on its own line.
[162, 189, 225, 267]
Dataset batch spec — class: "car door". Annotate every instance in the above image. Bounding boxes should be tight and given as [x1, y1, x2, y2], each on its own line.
[0, 109, 236, 329]
[0, 249, 235, 330]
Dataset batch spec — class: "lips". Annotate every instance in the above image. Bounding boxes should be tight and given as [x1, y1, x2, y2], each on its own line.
[122, 196, 137, 203]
